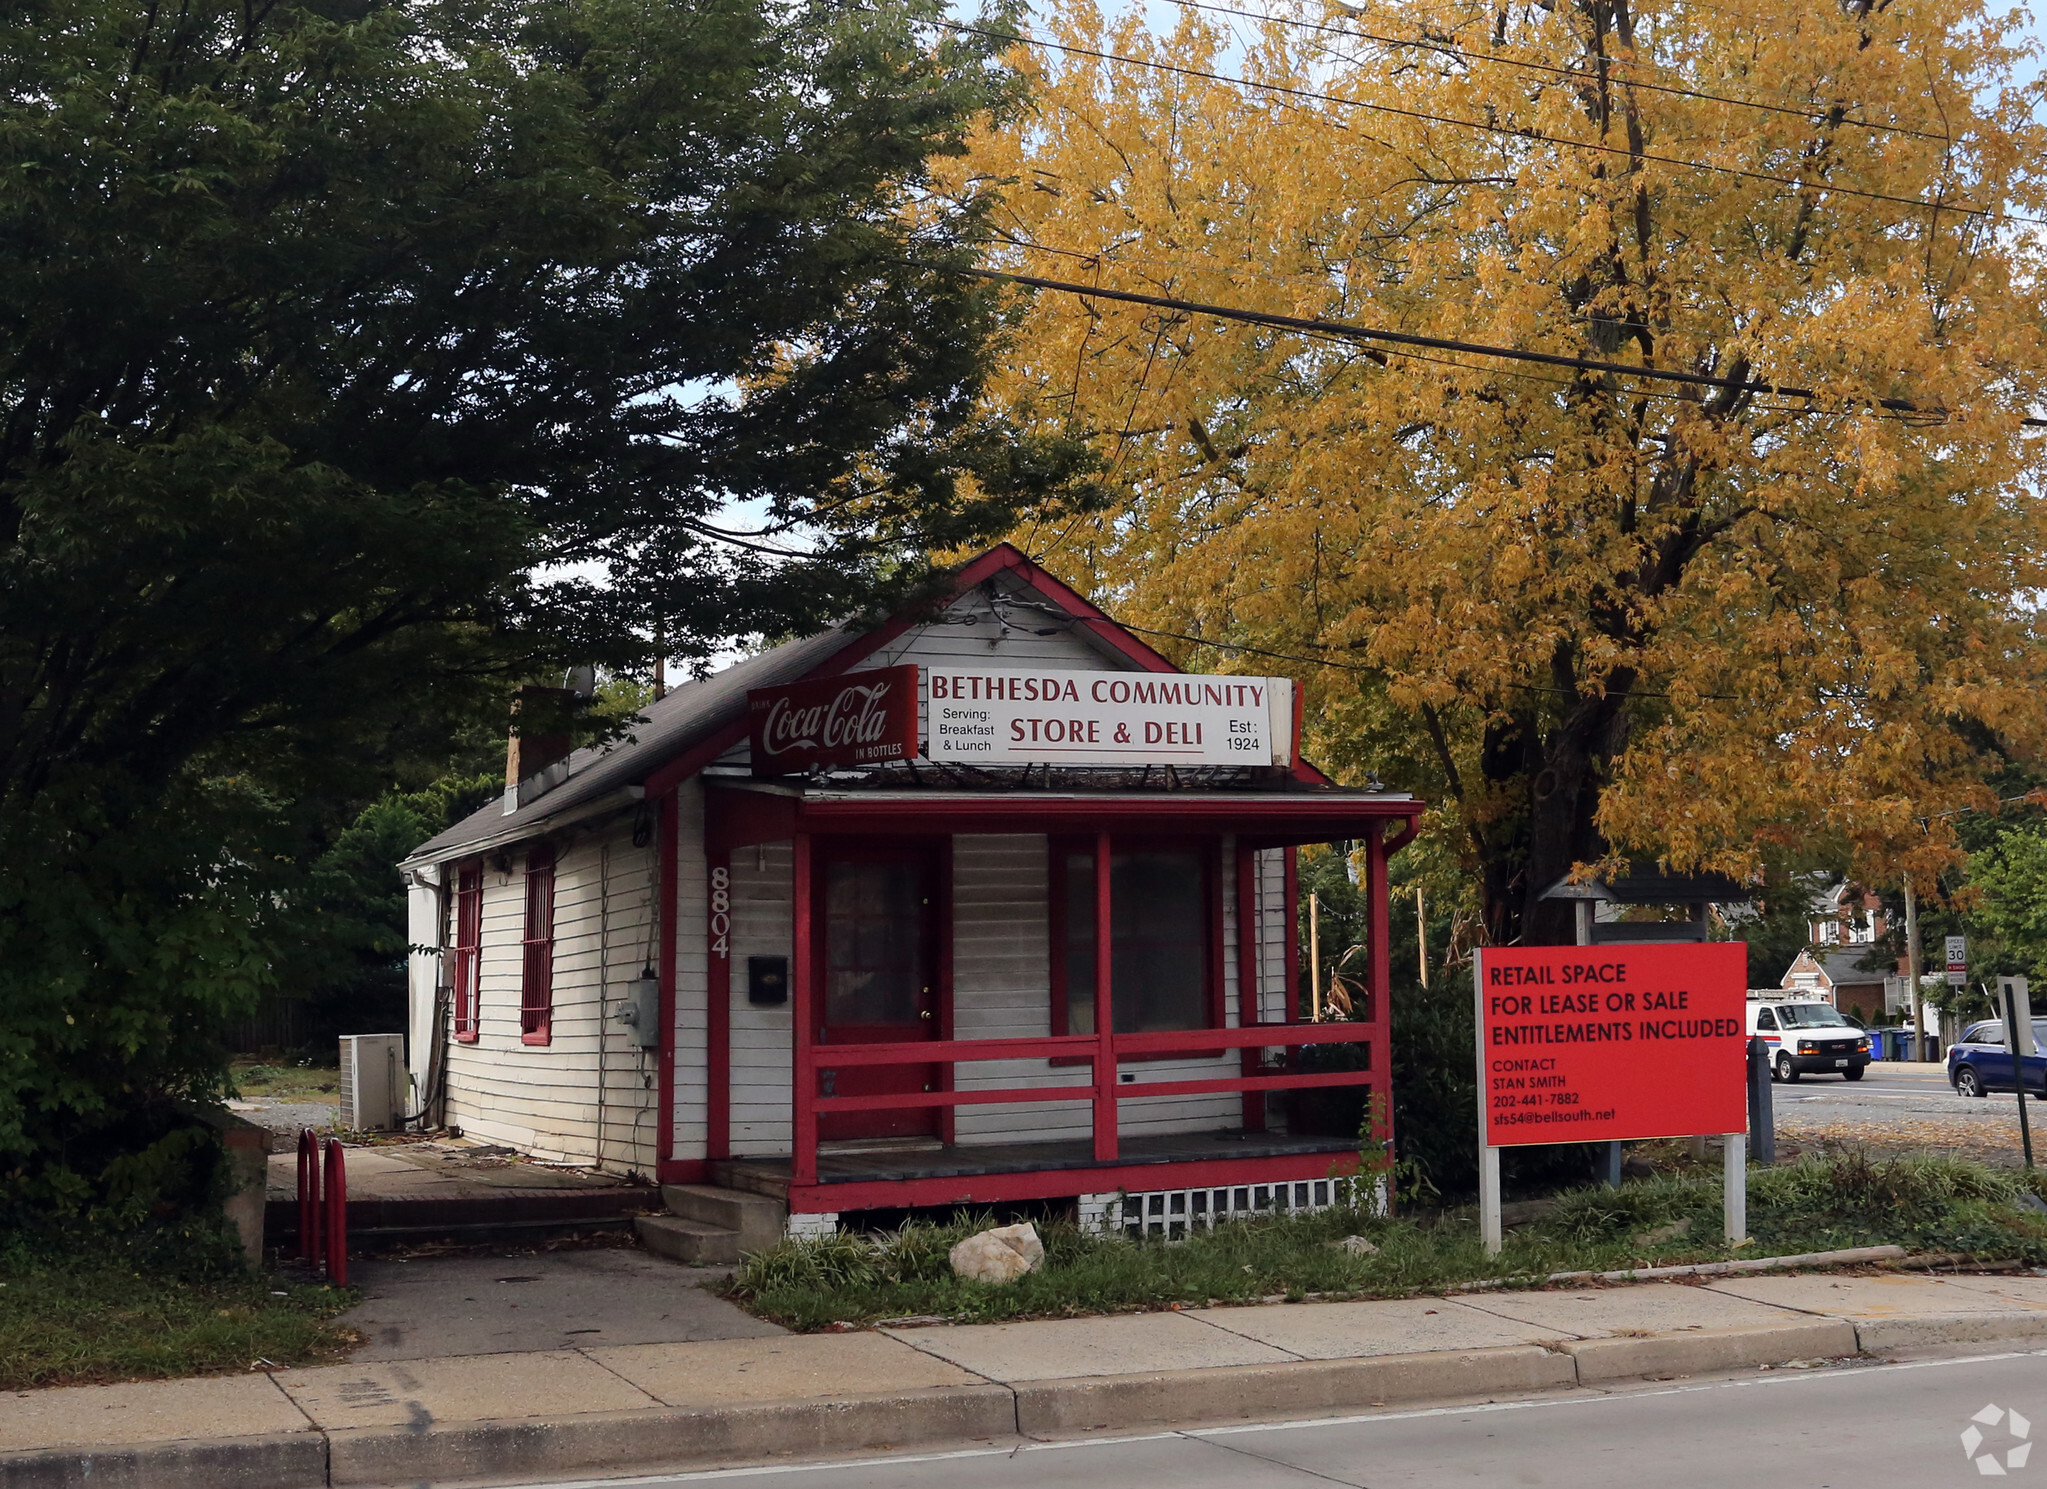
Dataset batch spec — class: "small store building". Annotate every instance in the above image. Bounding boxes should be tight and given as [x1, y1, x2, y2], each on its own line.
[399, 544, 1421, 1237]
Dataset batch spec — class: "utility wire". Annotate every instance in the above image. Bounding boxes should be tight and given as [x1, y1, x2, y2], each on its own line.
[948, 262, 2047, 428]
[1166, 0, 1952, 142]
[937, 17, 2046, 229]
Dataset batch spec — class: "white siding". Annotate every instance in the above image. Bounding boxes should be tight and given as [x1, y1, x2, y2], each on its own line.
[727, 839, 793, 1156]
[951, 835, 1089, 1142]
[670, 783, 709, 1162]
[439, 812, 662, 1171]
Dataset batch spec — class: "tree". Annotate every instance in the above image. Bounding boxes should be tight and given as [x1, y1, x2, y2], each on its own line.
[0, 0, 1092, 1190]
[947, 0, 2047, 946]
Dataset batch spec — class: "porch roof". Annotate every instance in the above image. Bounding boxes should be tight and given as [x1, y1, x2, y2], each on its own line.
[706, 779, 1421, 850]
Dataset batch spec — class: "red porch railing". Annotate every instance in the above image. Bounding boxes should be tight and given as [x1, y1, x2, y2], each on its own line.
[783, 821, 1400, 1193]
[796, 1023, 1378, 1185]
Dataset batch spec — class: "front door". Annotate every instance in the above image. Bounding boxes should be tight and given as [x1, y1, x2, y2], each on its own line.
[816, 846, 942, 1141]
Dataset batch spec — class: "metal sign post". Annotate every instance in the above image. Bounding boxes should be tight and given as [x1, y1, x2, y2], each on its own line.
[2001, 976, 2035, 1171]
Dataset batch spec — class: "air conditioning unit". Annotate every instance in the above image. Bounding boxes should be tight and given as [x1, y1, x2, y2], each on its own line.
[339, 1033, 405, 1132]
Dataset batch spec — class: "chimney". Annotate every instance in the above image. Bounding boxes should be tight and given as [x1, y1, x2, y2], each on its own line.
[503, 685, 578, 813]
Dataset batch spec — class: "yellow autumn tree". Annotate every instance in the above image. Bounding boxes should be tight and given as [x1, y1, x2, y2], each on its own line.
[940, 0, 2047, 942]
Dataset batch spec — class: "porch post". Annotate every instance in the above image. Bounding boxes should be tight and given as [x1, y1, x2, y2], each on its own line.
[1365, 825, 1395, 1160]
[791, 830, 817, 1186]
[1235, 838, 1265, 1132]
[1092, 830, 1117, 1162]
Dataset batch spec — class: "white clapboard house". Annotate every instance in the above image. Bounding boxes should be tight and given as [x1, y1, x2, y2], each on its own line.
[399, 544, 1421, 1249]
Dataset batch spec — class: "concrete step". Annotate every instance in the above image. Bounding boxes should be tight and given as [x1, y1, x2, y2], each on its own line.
[661, 1183, 786, 1255]
[634, 1214, 740, 1266]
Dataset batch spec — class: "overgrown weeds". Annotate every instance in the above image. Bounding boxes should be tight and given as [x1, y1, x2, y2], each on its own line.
[729, 1154, 2047, 1331]
[0, 1230, 357, 1390]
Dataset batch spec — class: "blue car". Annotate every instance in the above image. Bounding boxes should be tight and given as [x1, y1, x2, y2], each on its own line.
[1946, 1019, 2047, 1098]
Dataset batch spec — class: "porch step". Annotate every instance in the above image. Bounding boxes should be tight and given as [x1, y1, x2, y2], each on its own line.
[634, 1214, 741, 1266]
[711, 1160, 793, 1204]
[660, 1184, 786, 1256]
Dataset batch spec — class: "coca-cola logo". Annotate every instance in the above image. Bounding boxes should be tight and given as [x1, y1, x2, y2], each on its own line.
[747, 665, 917, 776]
[758, 680, 894, 758]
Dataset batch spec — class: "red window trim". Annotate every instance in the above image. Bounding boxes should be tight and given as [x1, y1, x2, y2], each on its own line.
[1047, 836, 1225, 1062]
[520, 845, 556, 1046]
[451, 861, 483, 1043]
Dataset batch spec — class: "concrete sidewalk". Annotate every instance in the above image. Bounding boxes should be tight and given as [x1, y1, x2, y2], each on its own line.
[6, 1264, 2047, 1489]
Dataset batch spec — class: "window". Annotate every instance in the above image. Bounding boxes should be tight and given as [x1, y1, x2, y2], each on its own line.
[1753, 1007, 1777, 1031]
[1777, 1003, 1850, 1029]
[520, 846, 556, 1045]
[451, 863, 482, 1042]
[1056, 845, 1213, 1035]
[823, 856, 930, 1028]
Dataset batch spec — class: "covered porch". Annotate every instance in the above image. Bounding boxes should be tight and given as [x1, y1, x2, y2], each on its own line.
[699, 781, 1420, 1217]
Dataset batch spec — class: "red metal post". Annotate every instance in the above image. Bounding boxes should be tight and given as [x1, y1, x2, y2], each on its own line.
[1091, 830, 1118, 1162]
[322, 1138, 347, 1287]
[1365, 824, 1395, 1164]
[791, 830, 817, 1185]
[1235, 839, 1266, 1131]
[296, 1128, 321, 1266]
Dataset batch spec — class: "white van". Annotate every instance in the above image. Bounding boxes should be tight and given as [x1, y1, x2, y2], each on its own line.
[1747, 998, 1871, 1082]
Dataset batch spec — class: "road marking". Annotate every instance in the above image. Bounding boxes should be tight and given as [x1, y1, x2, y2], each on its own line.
[519, 1347, 2047, 1487]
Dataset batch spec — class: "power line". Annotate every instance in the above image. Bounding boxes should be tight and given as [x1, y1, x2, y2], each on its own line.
[1167, 0, 1952, 143]
[938, 17, 2045, 229]
[950, 262, 2047, 428]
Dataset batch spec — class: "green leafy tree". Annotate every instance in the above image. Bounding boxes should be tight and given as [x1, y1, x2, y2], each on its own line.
[0, 0, 1093, 1201]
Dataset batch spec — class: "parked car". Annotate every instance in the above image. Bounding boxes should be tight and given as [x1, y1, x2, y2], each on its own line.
[1747, 999, 1871, 1082]
[1946, 1020, 2047, 1099]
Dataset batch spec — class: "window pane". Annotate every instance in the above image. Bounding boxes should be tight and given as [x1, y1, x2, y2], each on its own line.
[1112, 851, 1205, 1032]
[826, 859, 926, 1026]
[1063, 853, 1096, 1034]
[1062, 848, 1208, 1034]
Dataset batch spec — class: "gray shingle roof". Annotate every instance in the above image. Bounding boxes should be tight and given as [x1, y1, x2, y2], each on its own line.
[401, 624, 858, 868]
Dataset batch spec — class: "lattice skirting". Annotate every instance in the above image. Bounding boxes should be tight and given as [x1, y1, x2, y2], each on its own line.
[1080, 1176, 1384, 1240]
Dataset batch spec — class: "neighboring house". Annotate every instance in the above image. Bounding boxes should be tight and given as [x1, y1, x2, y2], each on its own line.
[1807, 881, 1887, 949]
[398, 544, 1422, 1240]
[1781, 948, 1897, 1023]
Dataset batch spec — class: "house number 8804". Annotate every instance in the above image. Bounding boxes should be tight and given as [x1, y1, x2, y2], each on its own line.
[709, 865, 730, 959]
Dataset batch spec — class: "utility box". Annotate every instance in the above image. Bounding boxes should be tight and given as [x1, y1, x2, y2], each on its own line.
[613, 968, 661, 1049]
[339, 1033, 404, 1131]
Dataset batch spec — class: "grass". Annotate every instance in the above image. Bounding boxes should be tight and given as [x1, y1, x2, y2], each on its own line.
[231, 1058, 339, 1102]
[729, 1153, 2047, 1331]
[0, 1249, 359, 1390]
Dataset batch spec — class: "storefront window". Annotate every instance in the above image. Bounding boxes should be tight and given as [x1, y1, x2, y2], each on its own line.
[1061, 848, 1208, 1033]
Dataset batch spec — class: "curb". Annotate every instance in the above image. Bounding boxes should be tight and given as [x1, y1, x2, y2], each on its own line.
[1561, 1321, 1859, 1382]
[0, 1431, 325, 1489]
[1851, 1312, 2047, 1354]
[1014, 1346, 1575, 1435]
[323, 1386, 1018, 1488]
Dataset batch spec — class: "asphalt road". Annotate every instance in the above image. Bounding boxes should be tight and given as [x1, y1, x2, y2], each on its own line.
[509, 1348, 2047, 1489]
[1770, 1059, 2039, 1164]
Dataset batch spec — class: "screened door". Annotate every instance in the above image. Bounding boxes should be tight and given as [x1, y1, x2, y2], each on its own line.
[816, 847, 941, 1141]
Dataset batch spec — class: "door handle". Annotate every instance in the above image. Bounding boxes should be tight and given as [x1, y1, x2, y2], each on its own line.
[920, 1010, 932, 1020]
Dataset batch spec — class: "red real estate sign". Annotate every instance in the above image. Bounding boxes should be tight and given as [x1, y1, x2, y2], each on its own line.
[1475, 942, 1748, 1146]
[747, 666, 919, 777]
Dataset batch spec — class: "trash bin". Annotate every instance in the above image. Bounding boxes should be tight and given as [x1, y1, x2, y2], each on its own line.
[1866, 1029, 1885, 1061]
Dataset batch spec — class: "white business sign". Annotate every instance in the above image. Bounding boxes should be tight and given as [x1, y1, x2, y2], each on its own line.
[925, 668, 1293, 767]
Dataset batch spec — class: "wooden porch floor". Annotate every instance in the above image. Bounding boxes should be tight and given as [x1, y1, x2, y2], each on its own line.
[715, 1129, 1355, 1196]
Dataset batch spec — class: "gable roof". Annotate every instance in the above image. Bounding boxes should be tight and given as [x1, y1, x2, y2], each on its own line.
[401, 543, 1280, 869]
[1785, 947, 1895, 987]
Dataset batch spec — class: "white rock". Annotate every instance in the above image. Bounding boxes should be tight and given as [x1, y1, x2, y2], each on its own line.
[948, 1222, 1045, 1284]
[987, 1221, 1045, 1271]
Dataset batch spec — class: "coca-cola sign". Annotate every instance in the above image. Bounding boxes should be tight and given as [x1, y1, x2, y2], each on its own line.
[747, 666, 918, 776]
